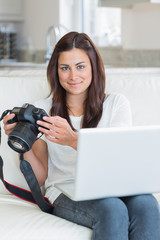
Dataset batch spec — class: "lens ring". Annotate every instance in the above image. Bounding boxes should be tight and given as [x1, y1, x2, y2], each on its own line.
[8, 136, 30, 153]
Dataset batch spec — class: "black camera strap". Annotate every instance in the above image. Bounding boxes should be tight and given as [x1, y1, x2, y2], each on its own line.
[0, 155, 36, 203]
[0, 110, 11, 121]
[0, 154, 54, 213]
[19, 154, 54, 213]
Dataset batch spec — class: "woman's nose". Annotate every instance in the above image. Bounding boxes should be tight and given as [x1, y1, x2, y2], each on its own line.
[70, 68, 77, 80]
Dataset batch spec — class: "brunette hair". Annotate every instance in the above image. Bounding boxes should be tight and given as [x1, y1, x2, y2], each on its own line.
[47, 32, 105, 130]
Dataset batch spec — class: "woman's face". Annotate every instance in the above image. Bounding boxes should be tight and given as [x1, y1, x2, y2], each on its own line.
[58, 48, 92, 98]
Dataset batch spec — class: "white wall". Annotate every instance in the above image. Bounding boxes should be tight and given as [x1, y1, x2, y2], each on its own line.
[21, 0, 82, 51]
[21, 0, 59, 50]
[122, 3, 160, 49]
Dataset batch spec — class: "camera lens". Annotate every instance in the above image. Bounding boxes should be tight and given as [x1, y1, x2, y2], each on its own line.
[8, 121, 39, 153]
[8, 137, 29, 153]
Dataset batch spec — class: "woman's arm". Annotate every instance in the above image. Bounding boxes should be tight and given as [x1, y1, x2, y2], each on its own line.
[110, 94, 132, 127]
[23, 139, 48, 186]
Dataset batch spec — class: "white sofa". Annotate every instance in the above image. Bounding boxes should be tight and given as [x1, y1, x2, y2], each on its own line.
[0, 67, 160, 240]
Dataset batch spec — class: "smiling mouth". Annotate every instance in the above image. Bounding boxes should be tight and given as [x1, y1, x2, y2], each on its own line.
[68, 82, 82, 86]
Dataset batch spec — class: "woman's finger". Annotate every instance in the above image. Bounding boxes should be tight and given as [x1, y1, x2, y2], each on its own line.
[3, 113, 15, 124]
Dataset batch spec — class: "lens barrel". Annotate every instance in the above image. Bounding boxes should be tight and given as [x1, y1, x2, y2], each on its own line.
[8, 121, 39, 153]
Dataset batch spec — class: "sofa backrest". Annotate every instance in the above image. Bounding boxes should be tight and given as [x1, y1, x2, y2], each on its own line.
[0, 67, 160, 195]
[105, 68, 160, 126]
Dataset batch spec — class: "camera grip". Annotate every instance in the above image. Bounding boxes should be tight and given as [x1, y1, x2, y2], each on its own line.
[7, 117, 17, 124]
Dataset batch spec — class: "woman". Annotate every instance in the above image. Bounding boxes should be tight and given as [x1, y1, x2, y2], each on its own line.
[3, 32, 160, 240]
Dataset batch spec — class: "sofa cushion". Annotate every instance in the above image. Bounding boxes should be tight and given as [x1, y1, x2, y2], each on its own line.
[0, 194, 92, 240]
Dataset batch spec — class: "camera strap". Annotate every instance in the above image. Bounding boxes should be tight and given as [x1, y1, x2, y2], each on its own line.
[19, 154, 54, 213]
[0, 154, 54, 213]
[0, 155, 36, 203]
[0, 110, 11, 121]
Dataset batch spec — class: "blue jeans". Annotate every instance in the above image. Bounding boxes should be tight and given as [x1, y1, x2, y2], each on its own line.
[52, 194, 160, 240]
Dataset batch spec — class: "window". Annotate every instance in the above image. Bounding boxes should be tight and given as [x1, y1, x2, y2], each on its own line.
[59, 0, 121, 47]
[82, 0, 121, 46]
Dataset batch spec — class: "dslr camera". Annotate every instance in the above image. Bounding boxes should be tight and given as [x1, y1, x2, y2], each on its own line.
[6, 103, 48, 153]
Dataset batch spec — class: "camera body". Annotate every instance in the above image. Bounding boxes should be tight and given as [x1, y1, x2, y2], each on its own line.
[8, 103, 47, 126]
[7, 103, 48, 153]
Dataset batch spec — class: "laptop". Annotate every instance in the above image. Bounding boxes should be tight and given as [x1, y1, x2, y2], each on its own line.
[55, 125, 160, 201]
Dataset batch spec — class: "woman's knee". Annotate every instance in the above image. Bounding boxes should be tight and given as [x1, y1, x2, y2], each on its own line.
[125, 194, 159, 216]
[95, 197, 129, 223]
[124, 194, 160, 226]
[123, 195, 160, 239]
[91, 198, 129, 240]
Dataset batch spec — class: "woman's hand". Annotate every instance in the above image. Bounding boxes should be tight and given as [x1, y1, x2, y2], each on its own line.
[37, 116, 78, 150]
[3, 113, 17, 135]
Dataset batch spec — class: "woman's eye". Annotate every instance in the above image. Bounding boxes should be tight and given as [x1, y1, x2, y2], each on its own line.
[61, 67, 70, 71]
[77, 65, 85, 70]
